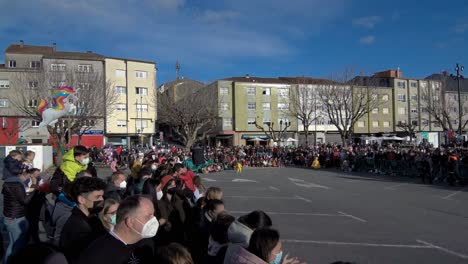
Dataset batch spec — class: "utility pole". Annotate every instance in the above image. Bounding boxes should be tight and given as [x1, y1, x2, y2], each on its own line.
[176, 60, 181, 81]
[451, 63, 465, 135]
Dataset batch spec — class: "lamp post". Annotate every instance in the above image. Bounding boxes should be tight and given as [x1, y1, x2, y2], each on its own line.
[451, 63, 465, 135]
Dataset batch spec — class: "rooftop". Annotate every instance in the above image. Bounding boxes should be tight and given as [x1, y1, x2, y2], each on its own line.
[223, 76, 291, 84]
[6, 43, 104, 60]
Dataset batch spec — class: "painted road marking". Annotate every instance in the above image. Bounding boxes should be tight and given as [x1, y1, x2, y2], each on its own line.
[232, 178, 258, 183]
[283, 239, 431, 249]
[417, 240, 468, 260]
[229, 211, 345, 217]
[295, 195, 312, 203]
[385, 183, 410, 190]
[269, 186, 280, 191]
[203, 178, 217, 182]
[338, 211, 367, 223]
[224, 196, 297, 200]
[288, 177, 331, 189]
[442, 187, 467, 200]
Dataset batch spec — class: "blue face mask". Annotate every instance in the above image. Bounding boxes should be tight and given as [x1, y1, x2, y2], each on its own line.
[110, 214, 117, 225]
[270, 251, 283, 264]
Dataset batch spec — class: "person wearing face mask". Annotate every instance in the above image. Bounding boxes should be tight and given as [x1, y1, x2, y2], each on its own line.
[50, 145, 91, 195]
[98, 199, 120, 232]
[1, 171, 34, 263]
[225, 228, 305, 264]
[141, 178, 163, 220]
[77, 195, 157, 264]
[104, 171, 127, 202]
[59, 177, 106, 263]
[2, 150, 25, 180]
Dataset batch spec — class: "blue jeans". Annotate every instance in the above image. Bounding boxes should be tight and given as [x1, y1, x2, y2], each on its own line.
[3, 217, 29, 263]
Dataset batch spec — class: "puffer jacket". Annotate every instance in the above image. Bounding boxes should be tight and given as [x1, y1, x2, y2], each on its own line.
[2, 176, 32, 218]
[49, 149, 88, 194]
[2, 155, 24, 180]
[51, 193, 76, 246]
[223, 245, 267, 264]
[227, 220, 254, 248]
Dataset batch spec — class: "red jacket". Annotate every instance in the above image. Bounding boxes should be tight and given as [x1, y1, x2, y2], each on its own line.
[179, 170, 195, 192]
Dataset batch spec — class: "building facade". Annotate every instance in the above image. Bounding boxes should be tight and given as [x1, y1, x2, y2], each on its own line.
[105, 58, 157, 147]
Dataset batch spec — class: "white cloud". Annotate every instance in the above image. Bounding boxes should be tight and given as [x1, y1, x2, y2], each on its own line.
[195, 10, 241, 24]
[359, 35, 375, 45]
[352, 16, 382, 29]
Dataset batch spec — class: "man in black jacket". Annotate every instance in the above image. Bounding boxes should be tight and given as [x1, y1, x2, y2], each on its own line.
[59, 177, 106, 262]
[104, 171, 126, 202]
[2, 150, 24, 180]
[2, 171, 33, 263]
[77, 195, 157, 264]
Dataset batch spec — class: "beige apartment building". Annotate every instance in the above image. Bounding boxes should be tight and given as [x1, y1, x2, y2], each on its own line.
[105, 58, 157, 147]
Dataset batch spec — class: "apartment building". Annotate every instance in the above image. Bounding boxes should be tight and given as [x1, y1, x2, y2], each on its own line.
[105, 58, 157, 147]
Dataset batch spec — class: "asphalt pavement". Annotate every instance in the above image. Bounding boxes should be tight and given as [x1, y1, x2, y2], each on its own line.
[202, 167, 468, 264]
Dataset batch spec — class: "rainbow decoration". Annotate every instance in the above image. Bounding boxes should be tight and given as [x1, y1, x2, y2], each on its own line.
[50, 86, 75, 111]
[37, 99, 48, 114]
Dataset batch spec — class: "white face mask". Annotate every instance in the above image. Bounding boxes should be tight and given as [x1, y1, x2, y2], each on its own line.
[133, 216, 159, 238]
[80, 157, 90, 165]
[156, 190, 163, 200]
[119, 181, 127, 189]
[152, 155, 156, 160]
[151, 165, 157, 170]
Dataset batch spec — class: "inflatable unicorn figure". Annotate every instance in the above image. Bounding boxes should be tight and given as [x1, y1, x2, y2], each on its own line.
[37, 86, 79, 128]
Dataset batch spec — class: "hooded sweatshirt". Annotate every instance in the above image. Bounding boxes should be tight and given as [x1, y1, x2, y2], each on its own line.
[60, 148, 87, 182]
[227, 220, 253, 248]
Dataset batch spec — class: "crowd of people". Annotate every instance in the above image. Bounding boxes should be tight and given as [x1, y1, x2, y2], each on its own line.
[1, 145, 315, 264]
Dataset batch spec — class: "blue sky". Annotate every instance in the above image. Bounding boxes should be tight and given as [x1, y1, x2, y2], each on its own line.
[0, 0, 467, 84]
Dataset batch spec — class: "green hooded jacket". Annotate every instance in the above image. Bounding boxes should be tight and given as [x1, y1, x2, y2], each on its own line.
[59, 148, 87, 182]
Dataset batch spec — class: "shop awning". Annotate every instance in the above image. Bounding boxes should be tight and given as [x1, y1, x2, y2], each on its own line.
[216, 135, 234, 139]
[241, 134, 270, 140]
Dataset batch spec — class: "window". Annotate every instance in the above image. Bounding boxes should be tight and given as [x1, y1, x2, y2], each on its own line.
[220, 87, 229, 95]
[0, 80, 10, 89]
[51, 63, 66, 71]
[371, 94, 378, 100]
[262, 103, 271, 110]
[263, 118, 271, 125]
[398, 120, 407, 126]
[434, 122, 441, 128]
[422, 107, 428, 113]
[28, 81, 39, 89]
[135, 71, 147, 79]
[247, 87, 256, 96]
[372, 108, 378, 114]
[422, 120, 429, 126]
[247, 118, 256, 125]
[115, 86, 127, 94]
[411, 109, 417, 113]
[221, 103, 229, 111]
[453, 107, 458, 113]
[83, 120, 96, 127]
[116, 104, 126, 111]
[136, 87, 148, 95]
[357, 121, 365, 128]
[383, 121, 390, 128]
[115, 69, 126, 77]
[383, 108, 389, 114]
[411, 120, 418, 126]
[28, 99, 38, 107]
[411, 95, 417, 101]
[247, 102, 256, 110]
[397, 81, 406, 88]
[136, 104, 148, 112]
[30, 61, 41, 68]
[223, 118, 233, 127]
[278, 103, 289, 110]
[432, 95, 439, 101]
[51, 81, 66, 88]
[78, 64, 92, 72]
[278, 88, 289, 97]
[0, 99, 9, 107]
[411, 82, 417, 88]
[397, 94, 406, 102]
[398, 107, 406, 115]
[136, 120, 148, 129]
[31, 120, 40, 127]
[117, 120, 127, 127]
[9, 60, 16, 68]
[278, 118, 290, 126]
[262, 88, 271, 95]
[382, 95, 389, 101]
[372, 121, 379, 127]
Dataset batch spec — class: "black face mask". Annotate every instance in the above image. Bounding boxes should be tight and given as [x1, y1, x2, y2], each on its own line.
[89, 200, 104, 215]
[167, 187, 177, 195]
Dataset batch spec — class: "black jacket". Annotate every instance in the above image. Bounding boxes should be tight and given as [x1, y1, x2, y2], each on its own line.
[60, 207, 100, 262]
[2, 176, 32, 218]
[49, 168, 70, 195]
[2, 156, 24, 180]
[104, 183, 123, 202]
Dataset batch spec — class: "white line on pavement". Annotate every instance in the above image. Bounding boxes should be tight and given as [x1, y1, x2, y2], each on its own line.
[228, 211, 344, 217]
[288, 177, 331, 189]
[224, 196, 297, 200]
[282, 239, 431, 249]
[417, 240, 468, 260]
[338, 211, 367, 223]
[269, 186, 280, 191]
[203, 178, 217, 182]
[294, 195, 312, 203]
[442, 187, 467, 200]
[385, 183, 410, 190]
[232, 178, 259, 183]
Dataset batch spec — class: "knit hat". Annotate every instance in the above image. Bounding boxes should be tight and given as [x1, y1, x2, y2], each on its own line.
[161, 175, 174, 190]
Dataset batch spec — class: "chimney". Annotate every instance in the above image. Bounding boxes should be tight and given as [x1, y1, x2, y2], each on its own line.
[52, 42, 56, 51]
[19, 40, 24, 48]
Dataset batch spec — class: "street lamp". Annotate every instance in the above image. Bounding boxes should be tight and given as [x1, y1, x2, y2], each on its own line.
[451, 63, 465, 135]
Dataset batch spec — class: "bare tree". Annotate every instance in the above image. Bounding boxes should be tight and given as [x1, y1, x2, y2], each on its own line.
[421, 74, 468, 135]
[317, 71, 381, 146]
[254, 120, 291, 144]
[157, 85, 218, 147]
[7, 62, 116, 161]
[396, 122, 417, 144]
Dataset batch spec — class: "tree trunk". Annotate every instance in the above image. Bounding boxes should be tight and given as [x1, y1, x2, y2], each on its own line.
[78, 134, 83, 145]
